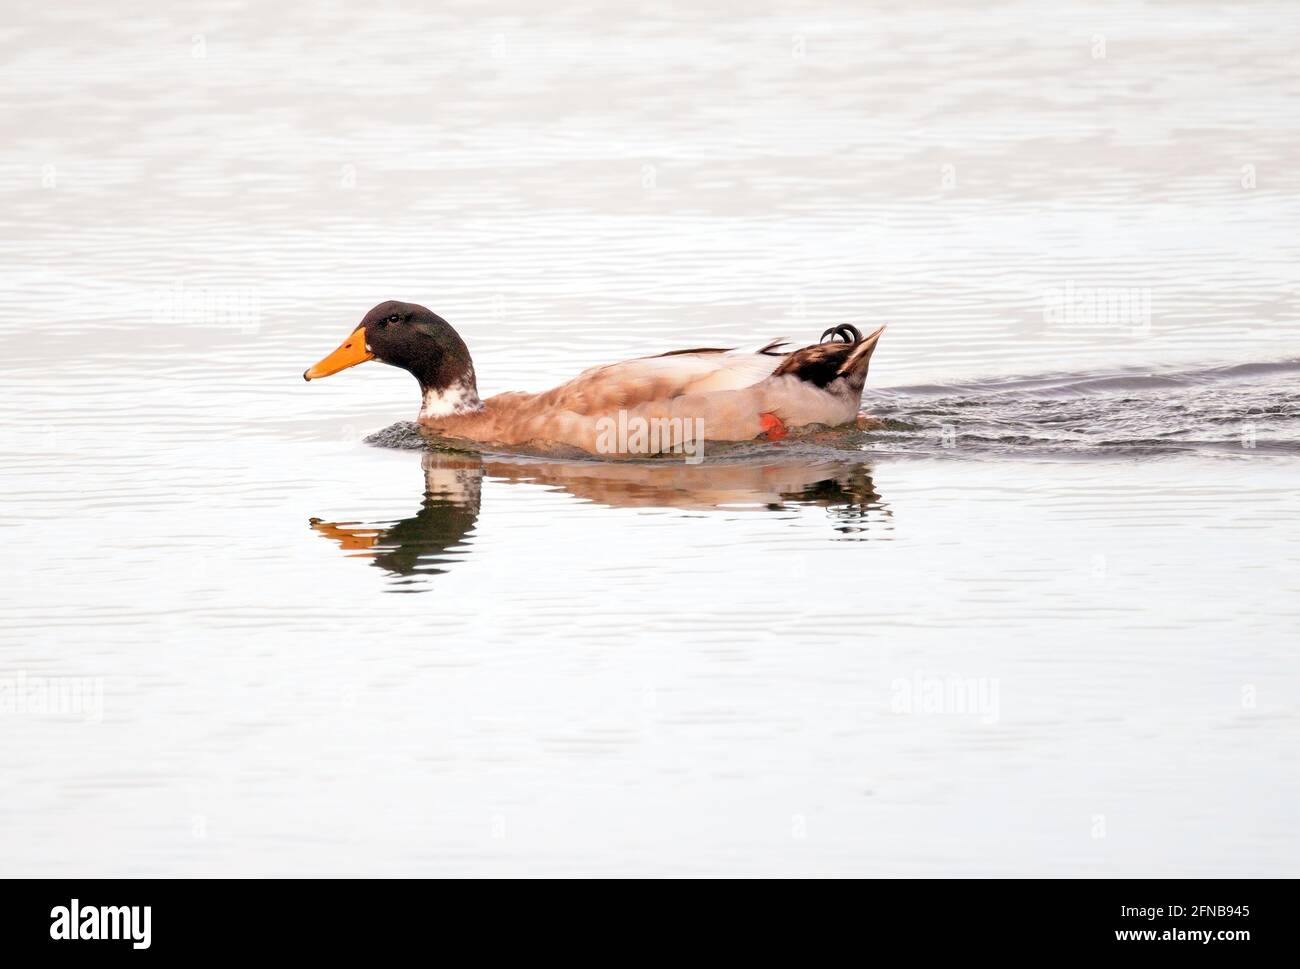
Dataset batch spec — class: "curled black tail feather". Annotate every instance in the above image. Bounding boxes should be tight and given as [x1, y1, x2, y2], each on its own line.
[774, 324, 886, 387]
[820, 324, 862, 344]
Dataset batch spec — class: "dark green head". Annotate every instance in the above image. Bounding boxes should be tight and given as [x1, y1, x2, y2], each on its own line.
[303, 300, 476, 398]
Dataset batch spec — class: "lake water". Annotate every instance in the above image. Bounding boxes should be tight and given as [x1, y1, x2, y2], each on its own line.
[1, 1, 1298, 874]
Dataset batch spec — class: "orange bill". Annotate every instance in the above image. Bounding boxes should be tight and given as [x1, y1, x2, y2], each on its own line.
[303, 326, 374, 380]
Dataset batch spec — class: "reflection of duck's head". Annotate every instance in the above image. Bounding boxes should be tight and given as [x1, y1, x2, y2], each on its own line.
[309, 453, 482, 583]
[310, 450, 889, 588]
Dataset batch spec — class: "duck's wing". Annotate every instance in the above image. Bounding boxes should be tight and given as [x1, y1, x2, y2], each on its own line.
[536, 341, 788, 415]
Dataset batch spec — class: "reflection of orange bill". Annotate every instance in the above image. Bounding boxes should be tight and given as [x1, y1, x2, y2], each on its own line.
[309, 518, 381, 551]
[303, 326, 373, 380]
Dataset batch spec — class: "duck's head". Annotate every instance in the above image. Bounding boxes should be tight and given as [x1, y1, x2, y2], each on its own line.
[303, 301, 481, 418]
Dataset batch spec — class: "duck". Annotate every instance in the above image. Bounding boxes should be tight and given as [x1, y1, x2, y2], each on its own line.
[303, 301, 885, 457]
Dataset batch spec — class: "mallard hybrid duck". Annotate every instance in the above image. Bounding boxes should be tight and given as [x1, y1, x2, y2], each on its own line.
[304, 301, 885, 456]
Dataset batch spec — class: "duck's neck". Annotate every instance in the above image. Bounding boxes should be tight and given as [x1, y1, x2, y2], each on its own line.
[419, 366, 483, 420]
[408, 318, 484, 421]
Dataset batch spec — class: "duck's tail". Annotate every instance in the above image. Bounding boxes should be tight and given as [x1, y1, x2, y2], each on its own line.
[772, 324, 887, 387]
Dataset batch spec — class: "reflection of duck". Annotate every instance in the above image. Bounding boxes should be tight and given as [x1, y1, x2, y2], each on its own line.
[483, 455, 883, 522]
[309, 451, 890, 585]
[304, 302, 885, 455]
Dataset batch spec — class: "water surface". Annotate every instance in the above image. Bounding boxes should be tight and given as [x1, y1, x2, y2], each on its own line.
[1, 0, 1298, 874]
